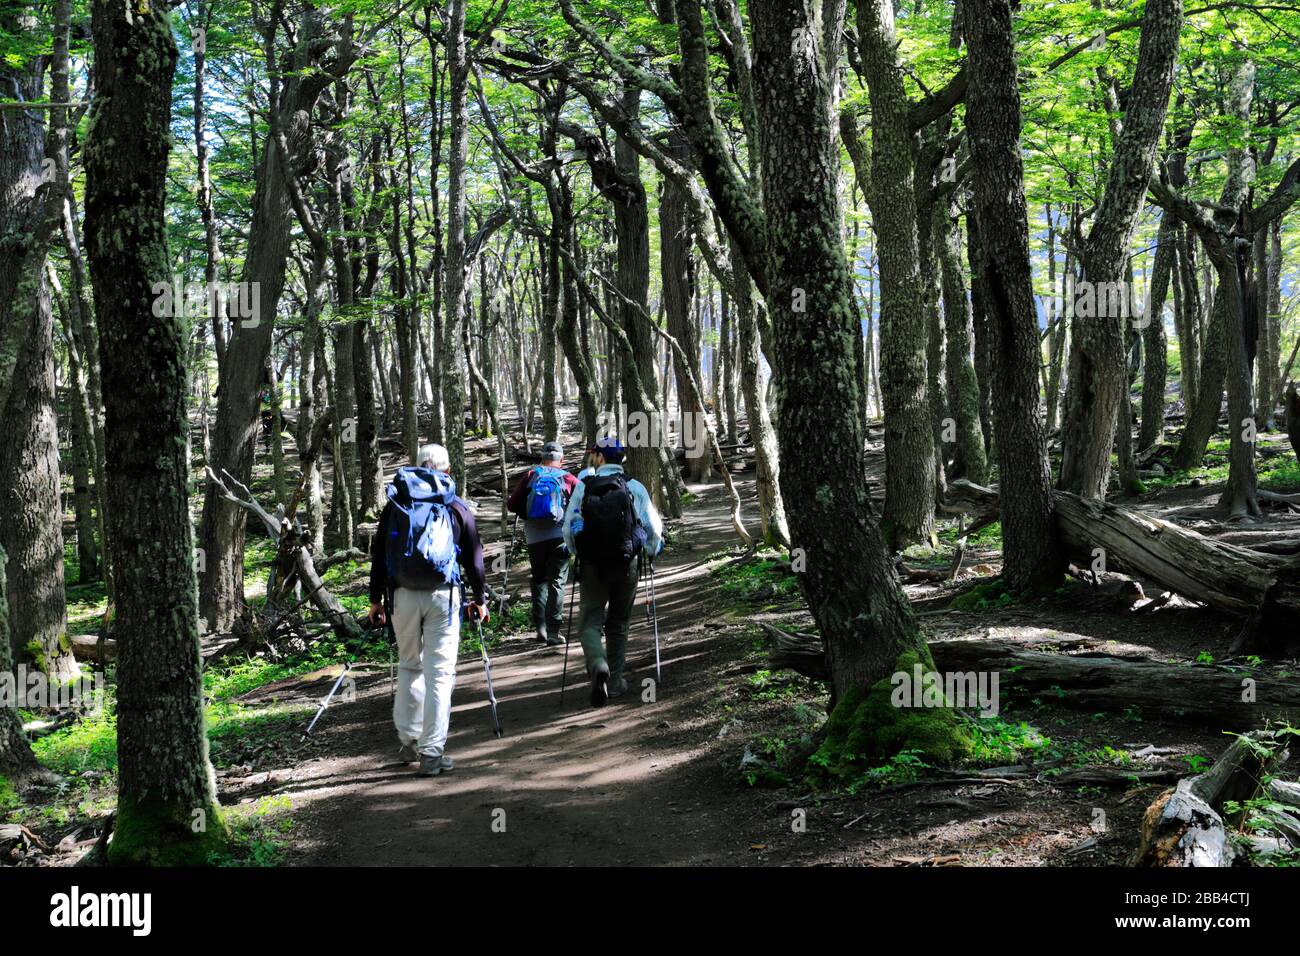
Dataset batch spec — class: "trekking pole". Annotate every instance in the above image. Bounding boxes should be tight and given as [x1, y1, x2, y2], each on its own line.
[648, 560, 662, 685]
[385, 591, 396, 695]
[474, 610, 504, 738]
[559, 559, 579, 707]
[498, 513, 520, 618]
[641, 555, 651, 623]
[303, 661, 353, 738]
[387, 620, 396, 695]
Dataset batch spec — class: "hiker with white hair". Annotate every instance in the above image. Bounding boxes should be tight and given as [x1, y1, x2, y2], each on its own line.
[368, 443, 487, 776]
[506, 440, 579, 646]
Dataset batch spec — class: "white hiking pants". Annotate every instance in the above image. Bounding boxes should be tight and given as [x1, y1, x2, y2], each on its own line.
[391, 584, 460, 757]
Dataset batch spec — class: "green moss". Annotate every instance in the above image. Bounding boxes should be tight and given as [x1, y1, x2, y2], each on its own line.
[808, 649, 975, 780]
[108, 792, 230, 866]
[22, 639, 47, 672]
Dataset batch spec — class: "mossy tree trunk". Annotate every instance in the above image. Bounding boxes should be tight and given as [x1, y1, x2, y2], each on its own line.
[751, 0, 927, 700]
[732, 238, 789, 547]
[963, 0, 1066, 593]
[442, 0, 469, 489]
[84, 0, 227, 864]
[1056, 0, 1182, 499]
[0, 0, 74, 682]
[854, 0, 937, 549]
[0, 547, 51, 785]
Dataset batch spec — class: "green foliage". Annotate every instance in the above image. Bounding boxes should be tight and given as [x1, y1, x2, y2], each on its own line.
[210, 794, 295, 867]
[712, 551, 800, 605]
[0, 776, 21, 819]
[951, 579, 1017, 611]
[964, 716, 1050, 765]
[1182, 754, 1210, 773]
[938, 520, 1003, 549]
[34, 710, 118, 776]
[745, 669, 814, 703]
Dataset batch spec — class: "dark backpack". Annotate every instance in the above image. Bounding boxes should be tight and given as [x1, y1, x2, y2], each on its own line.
[525, 466, 569, 524]
[384, 467, 461, 591]
[575, 472, 646, 566]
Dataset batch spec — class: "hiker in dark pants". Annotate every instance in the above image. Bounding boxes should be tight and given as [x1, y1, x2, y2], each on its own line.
[562, 436, 663, 707]
[506, 441, 578, 646]
[368, 443, 488, 777]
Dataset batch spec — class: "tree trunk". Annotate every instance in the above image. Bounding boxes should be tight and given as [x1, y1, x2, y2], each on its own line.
[1175, 223, 1202, 417]
[963, 0, 1065, 592]
[855, 0, 937, 548]
[50, 269, 100, 582]
[352, 320, 382, 518]
[1138, 216, 1175, 449]
[935, 198, 987, 484]
[198, 9, 340, 633]
[1173, 279, 1226, 468]
[442, 0, 469, 489]
[662, 134, 708, 484]
[1057, 0, 1183, 498]
[752, 0, 927, 701]
[732, 237, 789, 546]
[84, 0, 228, 862]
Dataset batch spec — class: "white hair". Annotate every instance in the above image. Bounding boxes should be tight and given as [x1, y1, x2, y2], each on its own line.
[417, 443, 450, 471]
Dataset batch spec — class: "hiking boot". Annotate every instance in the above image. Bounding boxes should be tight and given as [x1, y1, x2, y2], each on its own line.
[608, 676, 628, 699]
[544, 631, 565, 647]
[590, 664, 610, 708]
[398, 742, 419, 763]
[418, 754, 456, 777]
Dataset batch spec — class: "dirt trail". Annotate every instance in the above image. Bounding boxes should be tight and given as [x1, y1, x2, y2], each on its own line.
[281, 482, 774, 866]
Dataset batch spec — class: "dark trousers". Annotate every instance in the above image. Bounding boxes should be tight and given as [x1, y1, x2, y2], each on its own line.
[528, 537, 570, 640]
[577, 560, 639, 686]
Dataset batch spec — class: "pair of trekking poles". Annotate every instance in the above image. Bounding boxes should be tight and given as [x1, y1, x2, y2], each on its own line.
[558, 553, 661, 707]
[305, 591, 503, 740]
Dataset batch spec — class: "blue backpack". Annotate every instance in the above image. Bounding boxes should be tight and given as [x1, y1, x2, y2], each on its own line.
[525, 466, 569, 524]
[384, 467, 461, 592]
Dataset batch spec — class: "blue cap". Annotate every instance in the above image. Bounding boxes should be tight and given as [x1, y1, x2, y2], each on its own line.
[590, 435, 625, 464]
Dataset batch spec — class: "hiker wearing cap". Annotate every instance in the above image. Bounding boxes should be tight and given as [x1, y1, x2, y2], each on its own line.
[562, 435, 663, 706]
[368, 443, 489, 777]
[506, 441, 579, 646]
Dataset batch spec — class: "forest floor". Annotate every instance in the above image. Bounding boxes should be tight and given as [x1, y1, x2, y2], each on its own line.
[11, 408, 1300, 867]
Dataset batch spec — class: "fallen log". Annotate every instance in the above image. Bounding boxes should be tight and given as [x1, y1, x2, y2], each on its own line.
[1134, 729, 1290, 867]
[761, 623, 827, 681]
[945, 480, 1300, 628]
[69, 633, 115, 664]
[930, 639, 1300, 730]
[763, 621, 1300, 724]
